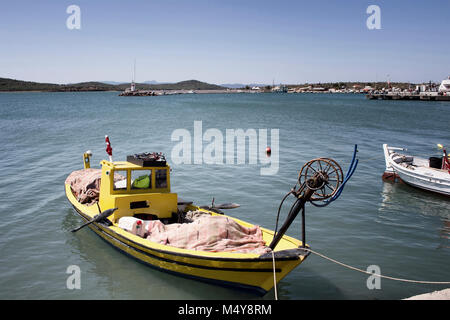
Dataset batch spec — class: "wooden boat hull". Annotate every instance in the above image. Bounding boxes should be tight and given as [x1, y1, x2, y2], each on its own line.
[383, 144, 450, 196]
[66, 184, 309, 295]
[394, 165, 450, 196]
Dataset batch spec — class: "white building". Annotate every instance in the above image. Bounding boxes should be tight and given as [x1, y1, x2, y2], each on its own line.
[271, 85, 288, 93]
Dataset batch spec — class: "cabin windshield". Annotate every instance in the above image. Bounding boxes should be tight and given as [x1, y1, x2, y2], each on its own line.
[131, 170, 152, 189]
[155, 169, 168, 188]
[111, 167, 169, 193]
[113, 170, 127, 190]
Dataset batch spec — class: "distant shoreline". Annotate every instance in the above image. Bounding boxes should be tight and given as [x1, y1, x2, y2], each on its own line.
[0, 77, 224, 92]
[0, 89, 366, 95]
[0, 90, 122, 93]
[1, 76, 436, 93]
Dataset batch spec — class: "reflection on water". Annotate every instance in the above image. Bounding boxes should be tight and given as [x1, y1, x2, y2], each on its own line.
[380, 181, 450, 219]
[439, 218, 450, 249]
[379, 181, 450, 249]
[61, 211, 260, 300]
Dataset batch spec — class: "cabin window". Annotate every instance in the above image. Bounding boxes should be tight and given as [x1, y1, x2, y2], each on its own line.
[113, 170, 127, 190]
[155, 169, 167, 188]
[131, 170, 152, 189]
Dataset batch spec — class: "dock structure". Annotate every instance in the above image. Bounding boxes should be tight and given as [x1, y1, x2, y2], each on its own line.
[366, 93, 450, 101]
[404, 288, 450, 300]
[118, 89, 256, 96]
[119, 90, 159, 96]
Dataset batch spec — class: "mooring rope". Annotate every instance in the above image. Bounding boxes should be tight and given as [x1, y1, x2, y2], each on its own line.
[305, 248, 450, 284]
[272, 250, 278, 300]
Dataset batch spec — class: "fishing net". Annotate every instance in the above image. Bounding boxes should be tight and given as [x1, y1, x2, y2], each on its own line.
[144, 212, 271, 254]
[65, 168, 125, 205]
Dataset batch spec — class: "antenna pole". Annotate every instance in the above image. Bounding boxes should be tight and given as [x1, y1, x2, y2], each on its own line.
[134, 59, 136, 83]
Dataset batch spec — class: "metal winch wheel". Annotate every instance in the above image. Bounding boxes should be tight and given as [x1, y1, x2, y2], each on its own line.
[270, 146, 358, 250]
[298, 158, 343, 201]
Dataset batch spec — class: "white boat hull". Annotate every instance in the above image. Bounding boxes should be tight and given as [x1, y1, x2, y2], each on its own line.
[393, 164, 450, 196]
[383, 144, 450, 196]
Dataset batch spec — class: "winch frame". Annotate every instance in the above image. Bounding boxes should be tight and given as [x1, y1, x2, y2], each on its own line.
[269, 146, 358, 250]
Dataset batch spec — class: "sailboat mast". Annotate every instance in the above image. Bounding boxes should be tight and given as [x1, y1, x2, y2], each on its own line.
[130, 59, 136, 92]
[133, 59, 136, 83]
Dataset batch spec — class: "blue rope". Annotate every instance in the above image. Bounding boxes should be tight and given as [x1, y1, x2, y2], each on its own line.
[311, 144, 358, 207]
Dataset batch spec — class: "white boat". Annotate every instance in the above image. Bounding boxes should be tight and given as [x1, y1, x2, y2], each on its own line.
[383, 144, 450, 196]
[439, 77, 450, 94]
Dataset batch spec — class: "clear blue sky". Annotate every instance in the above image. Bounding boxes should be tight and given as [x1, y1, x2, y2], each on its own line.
[1, 0, 449, 84]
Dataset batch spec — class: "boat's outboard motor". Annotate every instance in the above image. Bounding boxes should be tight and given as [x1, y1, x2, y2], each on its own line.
[270, 145, 358, 250]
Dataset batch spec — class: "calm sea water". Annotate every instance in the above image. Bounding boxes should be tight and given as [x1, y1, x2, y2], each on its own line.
[0, 92, 449, 300]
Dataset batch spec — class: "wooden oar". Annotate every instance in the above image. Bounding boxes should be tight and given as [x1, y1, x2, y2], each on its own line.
[199, 202, 240, 210]
[211, 203, 240, 209]
[71, 208, 118, 233]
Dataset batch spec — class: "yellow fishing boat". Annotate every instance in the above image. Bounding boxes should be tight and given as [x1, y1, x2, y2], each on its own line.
[65, 138, 356, 295]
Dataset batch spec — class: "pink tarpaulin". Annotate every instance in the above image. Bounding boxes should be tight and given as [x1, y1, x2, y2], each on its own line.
[65, 168, 124, 205]
[145, 214, 271, 255]
[65, 169, 102, 204]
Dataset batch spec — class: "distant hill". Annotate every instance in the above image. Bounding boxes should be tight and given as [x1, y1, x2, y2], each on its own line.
[102, 80, 172, 85]
[142, 80, 170, 85]
[0, 78, 118, 92]
[0, 78, 225, 92]
[111, 80, 224, 91]
[0, 78, 61, 91]
[100, 81, 127, 85]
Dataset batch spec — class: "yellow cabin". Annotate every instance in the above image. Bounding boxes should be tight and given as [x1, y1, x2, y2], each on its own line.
[98, 159, 177, 223]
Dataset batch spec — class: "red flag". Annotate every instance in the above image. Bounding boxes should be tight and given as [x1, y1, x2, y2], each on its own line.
[105, 135, 112, 158]
[443, 149, 450, 174]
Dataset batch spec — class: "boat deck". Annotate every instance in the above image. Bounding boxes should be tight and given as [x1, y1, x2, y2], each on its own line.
[407, 156, 450, 180]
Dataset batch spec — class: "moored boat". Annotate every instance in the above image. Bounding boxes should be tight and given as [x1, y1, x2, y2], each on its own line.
[382, 144, 450, 196]
[65, 138, 356, 295]
[439, 76, 450, 94]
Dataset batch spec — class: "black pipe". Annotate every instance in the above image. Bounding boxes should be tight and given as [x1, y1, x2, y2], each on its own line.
[270, 173, 324, 250]
[301, 206, 306, 248]
[269, 197, 306, 250]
